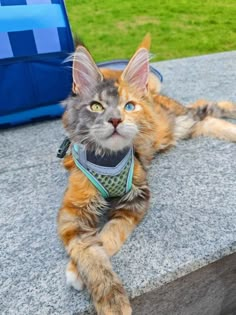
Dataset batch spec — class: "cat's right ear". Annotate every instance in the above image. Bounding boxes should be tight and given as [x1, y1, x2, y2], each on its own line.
[72, 46, 103, 98]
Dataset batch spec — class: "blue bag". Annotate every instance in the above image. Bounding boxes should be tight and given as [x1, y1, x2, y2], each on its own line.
[0, 0, 74, 127]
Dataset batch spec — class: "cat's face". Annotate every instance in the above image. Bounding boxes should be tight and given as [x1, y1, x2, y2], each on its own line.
[64, 46, 152, 153]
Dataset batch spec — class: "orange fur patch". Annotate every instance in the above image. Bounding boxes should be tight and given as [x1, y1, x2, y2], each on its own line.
[58, 35, 236, 314]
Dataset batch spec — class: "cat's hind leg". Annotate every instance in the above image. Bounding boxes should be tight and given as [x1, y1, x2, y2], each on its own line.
[174, 101, 236, 142]
[192, 116, 236, 142]
[188, 100, 236, 141]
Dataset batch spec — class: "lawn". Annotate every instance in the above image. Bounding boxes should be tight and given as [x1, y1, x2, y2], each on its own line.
[66, 0, 236, 62]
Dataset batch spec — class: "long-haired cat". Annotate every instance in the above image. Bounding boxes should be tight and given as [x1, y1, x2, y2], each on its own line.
[57, 35, 236, 315]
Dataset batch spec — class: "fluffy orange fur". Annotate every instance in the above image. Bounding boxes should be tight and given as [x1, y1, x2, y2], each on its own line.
[58, 35, 236, 315]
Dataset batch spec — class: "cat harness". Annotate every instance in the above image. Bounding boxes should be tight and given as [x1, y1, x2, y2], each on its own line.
[72, 144, 134, 198]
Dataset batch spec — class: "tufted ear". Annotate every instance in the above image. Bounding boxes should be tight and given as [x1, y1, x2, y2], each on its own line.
[121, 48, 150, 95]
[137, 33, 151, 50]
[72, 46, 103, 98]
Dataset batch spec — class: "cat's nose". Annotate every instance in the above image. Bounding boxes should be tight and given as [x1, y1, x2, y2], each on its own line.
[108, 118, 122, 128]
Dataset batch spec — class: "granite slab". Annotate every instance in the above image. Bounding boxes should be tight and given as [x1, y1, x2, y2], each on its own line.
[0, 51, 236, 315]
[132, 253, 236, 315]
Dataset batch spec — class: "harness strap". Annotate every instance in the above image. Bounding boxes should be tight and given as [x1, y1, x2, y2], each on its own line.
[72, 144, 134, 198]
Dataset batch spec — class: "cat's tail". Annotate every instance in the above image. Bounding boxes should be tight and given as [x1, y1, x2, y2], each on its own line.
[174, 100, 236, 142]
[189, 100, 236, 119]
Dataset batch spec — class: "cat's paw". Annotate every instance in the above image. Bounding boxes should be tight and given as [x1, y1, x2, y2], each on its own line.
[97, 303, 132, 315]
[95, 288, 132, 315]
[66, 261, 84, 291]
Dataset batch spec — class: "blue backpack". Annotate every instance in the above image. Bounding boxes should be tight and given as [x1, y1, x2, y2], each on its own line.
[0, 0, 74, 127]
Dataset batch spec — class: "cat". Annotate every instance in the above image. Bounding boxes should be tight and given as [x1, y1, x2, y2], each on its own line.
[57, 35, 236, 315]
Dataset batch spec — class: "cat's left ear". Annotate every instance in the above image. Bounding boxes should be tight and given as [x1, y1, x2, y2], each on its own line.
[72, 46, 103, 98]
[121, 48, 149, 96]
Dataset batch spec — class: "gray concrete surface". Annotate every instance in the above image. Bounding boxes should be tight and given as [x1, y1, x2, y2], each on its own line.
[1, 51, 236, 315]
[132, 252, 236, 315]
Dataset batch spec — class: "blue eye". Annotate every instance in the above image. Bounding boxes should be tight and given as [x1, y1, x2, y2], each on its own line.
[124, 102, 135, 111]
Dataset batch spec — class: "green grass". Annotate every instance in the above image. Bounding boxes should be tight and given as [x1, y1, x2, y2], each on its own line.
[66, 0, 236, 62]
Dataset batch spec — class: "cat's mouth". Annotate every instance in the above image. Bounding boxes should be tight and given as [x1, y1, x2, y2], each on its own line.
[112, 130, 120, 136]
[110, 129, 124, 138]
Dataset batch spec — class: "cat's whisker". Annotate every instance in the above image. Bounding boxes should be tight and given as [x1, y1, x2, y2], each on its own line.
[63, 53, 76, 64]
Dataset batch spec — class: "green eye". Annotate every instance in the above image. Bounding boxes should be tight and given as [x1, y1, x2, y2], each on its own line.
[124, 102, 135, 112]
[90, 102, 104, 112]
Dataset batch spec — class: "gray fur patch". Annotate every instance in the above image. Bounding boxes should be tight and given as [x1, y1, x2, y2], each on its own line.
[190, 103, 223, 120]
[63, 79, 121, 152]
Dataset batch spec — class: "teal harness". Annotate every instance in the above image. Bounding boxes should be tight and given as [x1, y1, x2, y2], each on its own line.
[72, 144, 134, 199]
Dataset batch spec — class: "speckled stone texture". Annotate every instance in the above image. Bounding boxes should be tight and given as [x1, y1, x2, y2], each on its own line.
[0, 52, 236, 315]
[132, 253, 236, 315]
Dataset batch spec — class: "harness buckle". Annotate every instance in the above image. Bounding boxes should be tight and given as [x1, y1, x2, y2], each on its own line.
[57, 137, 71, 158]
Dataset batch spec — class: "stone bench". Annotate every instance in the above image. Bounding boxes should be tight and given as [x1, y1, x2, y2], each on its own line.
[1, 51, 236, 315]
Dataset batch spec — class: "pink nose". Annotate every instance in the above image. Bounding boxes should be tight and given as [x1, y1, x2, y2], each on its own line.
[108, 118, 122, 128]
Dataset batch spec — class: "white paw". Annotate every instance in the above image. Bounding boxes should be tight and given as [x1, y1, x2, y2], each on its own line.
[66, 269, 84, 291]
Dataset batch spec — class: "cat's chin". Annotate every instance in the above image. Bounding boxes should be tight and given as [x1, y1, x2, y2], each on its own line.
[96, 134, 132, 153]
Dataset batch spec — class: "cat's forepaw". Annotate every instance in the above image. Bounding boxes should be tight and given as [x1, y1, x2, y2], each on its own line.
[66, 261, 84, 291]
[95, 289, 132, 315]
[97, 303, 132, 315]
